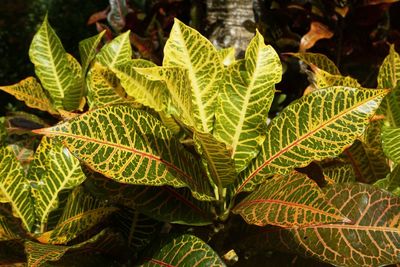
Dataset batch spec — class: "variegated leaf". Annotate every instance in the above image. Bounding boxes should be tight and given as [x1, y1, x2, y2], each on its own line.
[218, 47, 236, 66]
[235, 87, 388, 194]
[0, 147, 34, 231]
[262, 183, 400, 267]
[290, 52, 340, 75]
[163, 18, 224, 132]
[112, 60, 168, 111]
[382, 125, 400, 163]
[7, 137, 37, 174]
[0, 77, 57, 115]
[28, 136, 87, 233]
[36, 186, 117, 244]
[214, 31, 282, 172]
[233, 172, 349, 227]
[84, 170, 214, 225]
[33, 105, 214, 201]
[86, 62, 129, 109]
[95, 30, 131, 68]
[79, 31, 105, 74]
[29, 15, 80, 110]
[378, 44, 400, 127]
[62, 53, 84, 111]
[311, 67, 360, 89]
[193, 130, 237, 188]
[140, 234, 226, 267]
[374, 164, 400, 196]
[320, 161, 356, 184]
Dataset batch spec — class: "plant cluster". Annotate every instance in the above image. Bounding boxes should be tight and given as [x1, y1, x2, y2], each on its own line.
[0, 14, 399, 266]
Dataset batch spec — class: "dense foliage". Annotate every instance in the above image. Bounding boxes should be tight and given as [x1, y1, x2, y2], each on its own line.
[0, 13, 399, 266]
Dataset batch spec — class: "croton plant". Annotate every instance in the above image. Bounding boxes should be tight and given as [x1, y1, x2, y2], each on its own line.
[0, 14, 399, 266]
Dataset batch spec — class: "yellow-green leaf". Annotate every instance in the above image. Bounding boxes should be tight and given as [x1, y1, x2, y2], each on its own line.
[235, 87, 388, 194]
[290, 52, 340, 75]
[218, 47, 236, 66]
[233, 172, 349, 227]
[382, 125, 400, 163]
[320, 161, 356, 184]
[0, 146, 34, 231]
[311, 67, 360, 89]
[163, 18, 224, 132]
[62, 53, 84, 110]
[112, 60, 168, 111]
[86, 62, 129, 109]
[0, 77, 58, 115]
[374, 164, 400, 196]
[33, 105, 214, 201]
[79, 31, 105, 74]
[28, 137, 87, 233]
[29, 15, 80, 109]
[36, 186, 117, 244]
[95, 30, 131, 68]
[193, 130, 237, 188]
[214, 31, 282, 172]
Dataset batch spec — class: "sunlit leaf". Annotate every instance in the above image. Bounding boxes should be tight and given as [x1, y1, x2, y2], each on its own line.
[112, 59, 168, 111]
[163, 18, 224, 132]
[233, 172, 349, 227]
[79, 31, 105, 74]
[29, 15, 81, 110]
[235, 87, 388, 194]
[218, 47, 236, 66]
[36, 186, 117, 244]
[262, 183, 400, 267]
[214, 31, 282, 171]
[0, 77, 57, 115]
[382, 125, 400, 163]
[33, 105, 214, 201]
[62, 53, 84, 111]
[96, 30, 131, 69]
[28, 137, 87, 233]
[86, 62, 129, 109]
[311, 67, 360, 89]
[290, 52, 340, 75]
[0, 147, 34, 231]
[140, 234, 226, 267]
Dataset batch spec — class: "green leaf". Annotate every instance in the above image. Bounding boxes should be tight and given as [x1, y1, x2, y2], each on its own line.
[193, 130, 237, 188]
[320, 161, 356, 184]
[290, 52, 340, 75]
[0, 146, 34, 231]
[79, 31, 105, 74]
[36, 186, 117, 244]
[62, 53, 84, 111]
[29, 15, 80, 110]
[218, 47, 236, 66]
[235, 87, 388, 194]
[263, 183, 400, 267]
[311, 67, 360, 89]
[96, 30, 132, 68]
[377, 44, 400, 127]
[374, 164, 400, 196]
[163, 18, 224, 132]
[112, 60, 168, 111]
[26, 228, 124, 266]
[382, 125, 400, 163]
[233, 172, 349, 227]
[140, 234, 226, 267]
[214, 31, 282, 172]
[33, 105, 214, 201]
[86, 62, 129, 109]
[84, 171, 214, 225]
[28, 136, 87, 233]
[0, 77, 58, 115]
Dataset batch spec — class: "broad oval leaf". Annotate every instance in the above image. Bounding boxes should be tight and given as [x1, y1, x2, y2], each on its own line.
[112, 60, 169, 111]
[79, 30, 105, 74]
[233, 172, 349, 227]
[33, 105, 214, 201]
[0, 146, 34, 231]
[140, 234, 226, 267]
[290, 52, 340, 75]
[382, 125, 400, 163]
[28, 136, 87, 233]
[163, 18, 224, 132]
[36, 186, 117, 244]
[235, 87, 388, 194]
[95, 30, 132, 68]
[214, 31, 282, 172]
[0, 77, 58, 115]
[29, 15, 80, 110]
[86, 62, 129, 109]
[264, 183, 400, 267]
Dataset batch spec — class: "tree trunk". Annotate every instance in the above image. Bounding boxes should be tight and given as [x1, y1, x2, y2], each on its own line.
[206, 0, 255, 55]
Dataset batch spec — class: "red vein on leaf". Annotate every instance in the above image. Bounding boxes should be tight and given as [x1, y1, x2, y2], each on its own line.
[143, 258, 175, 267]
[237, 90, 387, 193]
